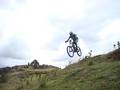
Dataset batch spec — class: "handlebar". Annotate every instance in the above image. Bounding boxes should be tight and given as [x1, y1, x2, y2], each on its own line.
[65, 40, 73, 44]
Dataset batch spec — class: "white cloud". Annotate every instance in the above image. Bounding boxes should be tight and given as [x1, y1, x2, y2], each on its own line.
[0, 0, 59, 66]
[97, 19, 120, 54]
[0, 0, 120, 68]
[98, 19, 120, 41]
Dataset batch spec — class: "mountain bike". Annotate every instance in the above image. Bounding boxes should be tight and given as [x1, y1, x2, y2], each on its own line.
[65, 40, 82, 57]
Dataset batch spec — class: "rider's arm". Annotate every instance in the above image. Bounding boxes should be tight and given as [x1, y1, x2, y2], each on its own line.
[65, 36, 70, 42]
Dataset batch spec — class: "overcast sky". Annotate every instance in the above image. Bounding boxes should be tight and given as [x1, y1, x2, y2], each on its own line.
[0, 0, 120, 68]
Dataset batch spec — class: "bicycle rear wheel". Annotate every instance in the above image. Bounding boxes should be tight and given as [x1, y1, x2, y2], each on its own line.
[77, 47, 82, 56]
[67, 46, 74, 57]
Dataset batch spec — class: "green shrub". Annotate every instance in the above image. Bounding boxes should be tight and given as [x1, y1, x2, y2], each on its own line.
[87, 61, 94, 66]
[0, 74, 7, 83]
[15, 85, 24, 90]
[26, 79, 29, 85]
[38, 74, 47, 89]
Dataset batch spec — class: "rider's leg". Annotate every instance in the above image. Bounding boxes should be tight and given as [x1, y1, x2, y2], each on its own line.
[75, 43, 78, 51]
[72, 43, 75, 51]
[73, 42, 77, 51]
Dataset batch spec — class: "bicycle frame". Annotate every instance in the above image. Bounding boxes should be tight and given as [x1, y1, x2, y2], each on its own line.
[68, 40, 77, 52]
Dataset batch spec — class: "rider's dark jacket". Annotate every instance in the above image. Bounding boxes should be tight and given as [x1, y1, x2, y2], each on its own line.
[69, 33, 78, 43]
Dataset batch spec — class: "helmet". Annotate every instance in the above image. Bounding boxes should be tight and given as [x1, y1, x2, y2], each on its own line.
[69, 32, 73, 35]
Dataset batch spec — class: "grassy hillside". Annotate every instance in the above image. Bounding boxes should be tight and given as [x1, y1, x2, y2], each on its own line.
[1, 49, 120, 90]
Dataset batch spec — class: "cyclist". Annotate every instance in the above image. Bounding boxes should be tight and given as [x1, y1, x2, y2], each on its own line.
[65, 32, 78, 51]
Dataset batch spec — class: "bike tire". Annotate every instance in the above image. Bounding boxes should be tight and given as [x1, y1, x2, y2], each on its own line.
[77, 47, 82, 56]
[67, 46, 74, 57]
